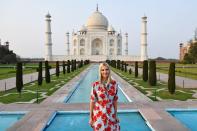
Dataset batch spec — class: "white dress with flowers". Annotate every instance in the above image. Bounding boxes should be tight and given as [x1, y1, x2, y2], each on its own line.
[90, 80, 120, 131]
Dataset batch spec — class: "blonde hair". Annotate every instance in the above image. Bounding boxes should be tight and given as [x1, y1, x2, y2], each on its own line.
[99, 63, 112, 85]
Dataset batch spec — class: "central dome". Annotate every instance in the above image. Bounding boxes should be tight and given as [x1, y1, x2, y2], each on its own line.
[86, 10, 108, 30]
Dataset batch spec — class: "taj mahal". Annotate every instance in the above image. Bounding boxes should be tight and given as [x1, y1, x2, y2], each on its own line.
[44, 6, 148, 62]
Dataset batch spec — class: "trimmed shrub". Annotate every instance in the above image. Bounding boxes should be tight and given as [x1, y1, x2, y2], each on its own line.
[63, 61, 66, 74]
[67, 60, 70, 73]
[143, 60, 148, 81]
[56, 61, 60, 77]
[129, 68, 132, 74]
[38, 61, 42, 85]
[117, 60, 120, 69]
[135, 62, 138, 77]
[149, 60, 157, 86]
[16, 62, 23, 97]
[121, 61, 124, 71]
[168, 62, 176, 94]
[45, 61, 50, 83]
[124, 63, 127, 72]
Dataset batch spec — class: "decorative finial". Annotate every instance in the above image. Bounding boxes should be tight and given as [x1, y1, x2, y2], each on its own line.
[96, 4, 98, 11]
[46, 11, 51, 18]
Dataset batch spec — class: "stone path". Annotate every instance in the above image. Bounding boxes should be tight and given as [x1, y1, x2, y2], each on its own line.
[129, 66, 197, 88]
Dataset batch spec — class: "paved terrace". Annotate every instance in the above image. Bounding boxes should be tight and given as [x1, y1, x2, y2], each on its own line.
[0, 64, 196, 131]
[129, 66, 197, 88]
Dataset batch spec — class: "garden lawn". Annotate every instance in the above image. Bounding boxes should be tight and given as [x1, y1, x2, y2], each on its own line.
[0, 68, 37, 80]
[0, 64, 89, 104]
[129, 63, 197, 80]
[111, 67, 197, 101]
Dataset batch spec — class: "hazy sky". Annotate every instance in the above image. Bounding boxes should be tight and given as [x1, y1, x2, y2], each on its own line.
[0, 0, 197, 59]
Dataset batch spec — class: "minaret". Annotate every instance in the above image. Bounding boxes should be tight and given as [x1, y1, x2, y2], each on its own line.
[125, 33, 128, 55]
[66, 32, 70, 55]
[140, 15, 148, 61]
[179, 43, 183, 60]
[45, 13, 52, 61]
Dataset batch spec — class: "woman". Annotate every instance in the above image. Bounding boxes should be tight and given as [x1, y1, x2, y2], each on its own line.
[89, 63, 120, 131]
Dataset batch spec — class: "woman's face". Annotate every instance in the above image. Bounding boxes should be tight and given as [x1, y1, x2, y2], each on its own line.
[101, 65, 109, 80]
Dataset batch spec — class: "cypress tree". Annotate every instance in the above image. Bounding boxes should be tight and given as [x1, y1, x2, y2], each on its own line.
[81, 60, 84, 67]
[135, 61, 138, 77]
[38, 61, 43, 86]
[16, 62, 23, 97]
[67, 60, 70, 73]
[168, 62, 176, 94]
[117, 60, 120, 69]
[149, 60, 157, 86]
[124, 63, 127, 72]
[74, 59, 77, 70]
[143, 60, 148, 82]
[71, 60, 74, 72]
[56, 61, 59, 77]
[121, 61, 124, 71]
[63, 61, 66, 74]
[45, 61, 50, 83]
[129, 68, 132, 74]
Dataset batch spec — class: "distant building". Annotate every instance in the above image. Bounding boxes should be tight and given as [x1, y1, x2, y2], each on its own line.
[44, 6, 149, 62]
[179, 29, 197, 61]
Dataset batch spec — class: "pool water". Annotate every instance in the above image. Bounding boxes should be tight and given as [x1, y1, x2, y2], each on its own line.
[65, 65, 129, 103]
[43, 111, 151, 131]
[0, 113, 24, 131]
[168, 110, 197, 131]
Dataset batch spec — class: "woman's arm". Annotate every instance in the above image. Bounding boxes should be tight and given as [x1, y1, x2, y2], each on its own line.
[113, 100, 117, 117]
[113, 83, 119, 122]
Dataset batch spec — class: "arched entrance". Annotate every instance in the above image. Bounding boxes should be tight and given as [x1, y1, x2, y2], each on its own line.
[91, 38, 103, 55]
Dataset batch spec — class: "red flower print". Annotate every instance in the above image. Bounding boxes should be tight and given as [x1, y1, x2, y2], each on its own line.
[102, 114, 107, 125]
[112, 114, 116, 119]
[97, 111, 103, 117]
[99, 93, 105, 99]
[111, 85, 115, 90]
[93, 115, 97, 122]
[102, 113, 107, 120]
[101, 100, 108, 107]
[108, 119, 113, 126]
[96, 123, 102, 130]
[108, 89, 115, 96]
[106, 126, 111, 131]
[94, 105, 100, 110]
[107, 108, 111, 114]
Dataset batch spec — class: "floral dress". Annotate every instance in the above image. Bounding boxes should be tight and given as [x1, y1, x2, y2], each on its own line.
[90, 80, 120, 131]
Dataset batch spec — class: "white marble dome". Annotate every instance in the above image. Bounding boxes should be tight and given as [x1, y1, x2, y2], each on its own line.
[86, 10, 108, 30]
[79, 25, 87, 32]
[108, 25, 115, 32]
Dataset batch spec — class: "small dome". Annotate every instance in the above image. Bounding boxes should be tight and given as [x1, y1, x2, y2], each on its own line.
[108, 25, 115, 32]
[79, 25, 87, 32]
[86, 11, 108, 30]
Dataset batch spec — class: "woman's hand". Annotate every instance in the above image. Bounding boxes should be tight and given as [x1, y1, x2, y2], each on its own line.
[115, 116, 119, 123]
[89, 118, 94, 128]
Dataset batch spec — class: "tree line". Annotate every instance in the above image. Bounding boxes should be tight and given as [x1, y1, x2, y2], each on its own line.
[107, 60, 176, 95]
